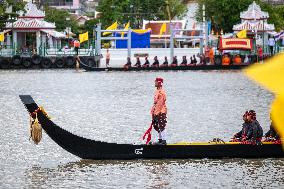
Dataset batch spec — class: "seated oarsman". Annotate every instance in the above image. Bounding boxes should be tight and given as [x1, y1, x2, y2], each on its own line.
[232, 111, 251, 141]
[151, 56, 159, 67]
[222, 54, 231, 66]
[193, 55, 197, 64]
[160, 56, 169, 67]
[123, 57, 132, 69]
[233, 54, 242, 65]
[247, 110, 263, 144]
[170, 56, 178, 67]
[142, 56, 150, 68]
[180, 56, 187, 66]
[188, 56, 195, 66]
[134, 56, 141, 68]
[264, 123, 280, 142]
[264, 115, 280, 142]
[199, 54, 206, 65]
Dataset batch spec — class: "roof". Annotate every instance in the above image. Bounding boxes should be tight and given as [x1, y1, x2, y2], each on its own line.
[76, 16, 90, 22]
[41, 29, 66, 38]
[240, 1, 269, 20]
[142, 20, 186, 37]
[18, 2, 45, 19]
[5, 19, 56, 30]
[233, 20, 275, 32]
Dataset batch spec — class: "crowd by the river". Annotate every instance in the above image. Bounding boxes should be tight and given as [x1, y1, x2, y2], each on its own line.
[231, 110, 280, 144]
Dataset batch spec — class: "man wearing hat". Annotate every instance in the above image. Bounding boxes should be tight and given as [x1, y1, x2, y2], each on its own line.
[151, 77, 167, 145]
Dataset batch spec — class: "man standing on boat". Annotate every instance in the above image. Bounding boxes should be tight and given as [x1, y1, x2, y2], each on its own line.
[151, 77, 167, 145]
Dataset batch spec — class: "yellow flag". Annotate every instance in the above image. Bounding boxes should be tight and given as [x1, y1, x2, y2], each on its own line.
[103, 21, 118, 36]
[0, 32, 4, 42]
[236, 29, 247, 38]
[121, 22, 130, 38]
[271, 96, 284, 143]
[245, 53, 284, 147]
[159, 22, 167, 36]
[245, 54, 284, 96]
[79, 32, 88, 43]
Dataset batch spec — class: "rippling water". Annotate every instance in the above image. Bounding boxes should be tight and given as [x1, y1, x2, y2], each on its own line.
[0, 69, 283, 188]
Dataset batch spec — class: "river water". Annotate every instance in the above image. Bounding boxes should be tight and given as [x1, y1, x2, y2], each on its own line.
[0, 69, 283, 188]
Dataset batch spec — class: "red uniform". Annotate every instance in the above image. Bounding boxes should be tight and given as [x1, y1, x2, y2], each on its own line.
[151, 78, 167, 133]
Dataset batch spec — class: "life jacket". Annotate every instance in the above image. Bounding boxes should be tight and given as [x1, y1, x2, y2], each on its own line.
[74, 40, 80, 48]
[234, 55, 242, 65]
[222, 56, 230, 65]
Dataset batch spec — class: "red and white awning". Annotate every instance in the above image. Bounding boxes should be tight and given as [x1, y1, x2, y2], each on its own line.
[5, 19, 56, 30]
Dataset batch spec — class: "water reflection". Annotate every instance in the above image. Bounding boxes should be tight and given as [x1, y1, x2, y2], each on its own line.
[24, 158, 284, 188]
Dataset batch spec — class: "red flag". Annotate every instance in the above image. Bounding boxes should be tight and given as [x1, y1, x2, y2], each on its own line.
[142, 124, 153, 144]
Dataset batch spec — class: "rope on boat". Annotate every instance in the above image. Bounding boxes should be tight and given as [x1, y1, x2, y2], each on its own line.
[29, 106, 50, 145]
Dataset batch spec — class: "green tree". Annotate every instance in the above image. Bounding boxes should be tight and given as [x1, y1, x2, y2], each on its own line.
[196, 0, 283, 33]
[82, 18, 99, 39]
[0, 0, 25, 30]
[43, 6, 79, 34]
[97, 0, 186, 29]
[261, 4, 284, 31]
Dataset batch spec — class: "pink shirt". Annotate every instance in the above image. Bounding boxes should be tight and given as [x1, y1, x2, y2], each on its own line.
[106, 51, 110, 59]
[151, 88, 167, 115]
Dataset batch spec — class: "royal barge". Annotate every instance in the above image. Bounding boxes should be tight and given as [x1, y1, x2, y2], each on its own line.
[20, 95, 284, 160]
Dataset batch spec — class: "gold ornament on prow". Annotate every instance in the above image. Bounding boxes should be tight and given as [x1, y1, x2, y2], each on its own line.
[39, 106, 51, 120]
[29, 106, 50, 145]
[29, 112, 42, 145]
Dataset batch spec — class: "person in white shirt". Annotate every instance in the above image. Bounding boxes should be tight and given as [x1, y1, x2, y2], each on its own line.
[268, 36, 275, 55]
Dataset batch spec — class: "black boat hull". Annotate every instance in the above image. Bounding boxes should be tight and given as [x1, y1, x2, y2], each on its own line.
[79, 60, 250, 72]
[20, 95, 284, 160]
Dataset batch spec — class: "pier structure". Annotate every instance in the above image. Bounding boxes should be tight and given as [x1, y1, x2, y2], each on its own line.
[233, 1, 275, 53]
